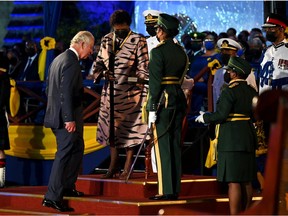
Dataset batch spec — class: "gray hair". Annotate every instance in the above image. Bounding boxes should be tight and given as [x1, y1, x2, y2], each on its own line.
[70, 31, 94, 46]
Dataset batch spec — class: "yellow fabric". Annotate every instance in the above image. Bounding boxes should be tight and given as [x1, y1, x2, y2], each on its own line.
[39, 37, 56, 81]
[9, 79, 20, 117]
[207, 59, 222, 75]
[6, 125, 103, 159]
[205, 124, 219, 168]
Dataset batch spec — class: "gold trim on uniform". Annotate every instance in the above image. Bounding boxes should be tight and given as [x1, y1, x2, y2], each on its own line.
[161, 76, 180, 85]
[145, 14, 158, 23]
[221, 40, 237, 50]
[226, 113, 250, 121]
[153, 125, 163, 195]
[229, 82, 239, 88]
[161, 81, 180, 84]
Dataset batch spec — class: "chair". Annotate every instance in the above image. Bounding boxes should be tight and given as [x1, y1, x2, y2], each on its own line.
[242, 90, 288, 215]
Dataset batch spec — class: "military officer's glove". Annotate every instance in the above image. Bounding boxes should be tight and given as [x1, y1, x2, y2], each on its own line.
[195, 111, 205, 123]
[148, 111, 157, 129]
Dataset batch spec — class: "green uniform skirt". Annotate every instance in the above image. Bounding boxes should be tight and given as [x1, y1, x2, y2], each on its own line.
[217, 151, 256, 182]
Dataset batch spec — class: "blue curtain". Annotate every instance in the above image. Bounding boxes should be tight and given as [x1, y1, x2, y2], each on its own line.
[43, 2, 62, 79]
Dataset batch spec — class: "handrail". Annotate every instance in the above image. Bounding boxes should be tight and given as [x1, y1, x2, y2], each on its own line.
[8, 80, 102, 124]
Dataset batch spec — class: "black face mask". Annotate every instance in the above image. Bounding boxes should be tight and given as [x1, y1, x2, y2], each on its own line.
[114, 29, 130, 39]
[156, 35, 160, 42]
[191, 43, 202, 52]
[9, 57, 18, 66]
[266, 32, 277, 42]
[146, 26, 156, 37]
[224, 71, 231, 83]
[221, 54, 231, 65]
[248, 49, 262, 61]
[26, 48, 36, 57]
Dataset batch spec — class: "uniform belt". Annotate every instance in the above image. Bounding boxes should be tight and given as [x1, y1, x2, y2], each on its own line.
[226, 113, 250, 121]
[161, 76, 180, 85]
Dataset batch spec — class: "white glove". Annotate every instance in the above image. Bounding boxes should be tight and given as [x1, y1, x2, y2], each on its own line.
[195, 111, 205, 123]
[148, 111, 157, 128]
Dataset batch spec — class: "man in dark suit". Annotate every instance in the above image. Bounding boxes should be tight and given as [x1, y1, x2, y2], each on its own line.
[42, 31, 95, 212]
[147, 13, 188, 201]
[10, 40, 40, 81]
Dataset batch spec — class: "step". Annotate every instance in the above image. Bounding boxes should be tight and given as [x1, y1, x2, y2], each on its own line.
[0, 185, 231, 215]
[0, 175, 262, 215]
[75, 174, 224, 199]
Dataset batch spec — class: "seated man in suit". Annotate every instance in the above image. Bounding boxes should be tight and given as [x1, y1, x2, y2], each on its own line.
[12, 40, 40, 81]
[11, 40, 42, 122]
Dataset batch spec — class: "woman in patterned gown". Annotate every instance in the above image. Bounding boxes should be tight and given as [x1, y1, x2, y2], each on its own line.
[93, 10, 149, 179]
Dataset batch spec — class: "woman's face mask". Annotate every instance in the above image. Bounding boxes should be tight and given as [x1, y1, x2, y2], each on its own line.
[204, 40, 215, 50]
[114, 29, 130, 39]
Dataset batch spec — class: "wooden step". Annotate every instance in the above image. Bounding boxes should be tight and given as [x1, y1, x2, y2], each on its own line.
[76, 174, 224, 199]
[0, 186, 230, 215]
[0, 174, 262, 215]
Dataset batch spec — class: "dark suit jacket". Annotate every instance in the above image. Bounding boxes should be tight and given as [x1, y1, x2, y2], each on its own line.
[44, 49, 84, 129]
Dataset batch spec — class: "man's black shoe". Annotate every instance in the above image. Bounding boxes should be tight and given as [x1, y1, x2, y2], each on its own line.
[42, 198, 74, 212]
[149, 194, 178, 200]
[63, 189, 84, 197]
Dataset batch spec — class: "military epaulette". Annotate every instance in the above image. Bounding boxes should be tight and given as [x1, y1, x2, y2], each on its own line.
[155, 41, 165, 48]
[274, 42, 285, 49]
[229, 82, 239, 88]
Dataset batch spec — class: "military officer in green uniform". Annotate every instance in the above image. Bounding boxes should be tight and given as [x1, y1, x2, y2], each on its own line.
[195, 56, 258, 214]
[147, 13, 188, 200]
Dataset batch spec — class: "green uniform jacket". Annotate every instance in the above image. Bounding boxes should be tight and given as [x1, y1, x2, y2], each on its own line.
[147, 38, 187, 112]
[147, 38, 188, 195]
[203, 80, 258, 152]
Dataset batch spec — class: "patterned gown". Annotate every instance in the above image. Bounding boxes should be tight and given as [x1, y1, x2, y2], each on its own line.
[94, 31, 149, 148]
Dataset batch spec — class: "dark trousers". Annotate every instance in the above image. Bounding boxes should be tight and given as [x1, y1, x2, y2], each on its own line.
[45, 125, 84, 201]
[153, 108, 183, 195]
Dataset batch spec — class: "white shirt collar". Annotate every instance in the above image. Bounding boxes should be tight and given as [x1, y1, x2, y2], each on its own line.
[69, 47, 79, 60]
[28, 53, 37, 62]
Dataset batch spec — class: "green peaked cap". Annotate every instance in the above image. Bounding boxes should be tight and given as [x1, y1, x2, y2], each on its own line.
[156, 13, 179, 30]
[224, 56, 252, 75]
